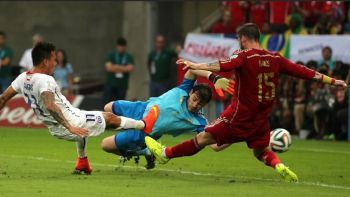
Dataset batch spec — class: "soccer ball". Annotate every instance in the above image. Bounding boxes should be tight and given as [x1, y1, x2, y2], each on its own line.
[269, 128, 292, 153]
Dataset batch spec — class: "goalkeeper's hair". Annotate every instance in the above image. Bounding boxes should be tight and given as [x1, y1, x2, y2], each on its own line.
[192, 84, 212, 104]
[237, 23, 260, 42]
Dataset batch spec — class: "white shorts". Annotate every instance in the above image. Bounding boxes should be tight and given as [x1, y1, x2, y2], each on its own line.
[46, 110, 106, 141]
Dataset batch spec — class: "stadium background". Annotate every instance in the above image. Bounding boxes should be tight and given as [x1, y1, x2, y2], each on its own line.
[1, 1, 350, 196]
[1, 1, 350, 141]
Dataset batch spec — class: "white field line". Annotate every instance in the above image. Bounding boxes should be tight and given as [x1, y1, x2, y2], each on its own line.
[292, 147, 350, 155]
[0, 154, 349, 190]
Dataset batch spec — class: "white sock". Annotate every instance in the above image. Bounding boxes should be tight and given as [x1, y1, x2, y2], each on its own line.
[162, 147, 168, 158]
[117, 116, 145, 130]
[76, 137, 87, 158]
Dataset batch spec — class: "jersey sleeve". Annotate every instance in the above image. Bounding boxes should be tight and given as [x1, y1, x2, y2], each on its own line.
[279, 55, 316, 80]
[178, 79, 196, 93]
[11, 74, 23, 93]
[38, 76, 58, 94]
[219, 51, 245, 72]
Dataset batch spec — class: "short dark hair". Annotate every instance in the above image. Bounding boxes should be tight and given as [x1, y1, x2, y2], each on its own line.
[116, 37, 127, 46]
[32, 42, 56, 66]
[192, 84, 212, 104]
[0, 31, 6, 38]
[322, 46, 332, 54]
[237, 23, 260, 41]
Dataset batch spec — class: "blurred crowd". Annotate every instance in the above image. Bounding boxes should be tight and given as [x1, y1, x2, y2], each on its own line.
[269, 46, 350, 141]
[211, 1, 350, 35]
[0, 33, 74, 96]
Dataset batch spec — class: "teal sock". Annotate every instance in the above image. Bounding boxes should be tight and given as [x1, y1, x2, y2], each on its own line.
[135, 148, 151, 156]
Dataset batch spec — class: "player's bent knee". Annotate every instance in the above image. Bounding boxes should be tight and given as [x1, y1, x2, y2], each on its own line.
[101, 136, 117, 153]
[104, 102, 113, 112]
[196, 132, 215, 147]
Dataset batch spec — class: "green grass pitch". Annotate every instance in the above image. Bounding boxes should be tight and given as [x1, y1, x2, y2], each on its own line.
[0, 127, 349, 197]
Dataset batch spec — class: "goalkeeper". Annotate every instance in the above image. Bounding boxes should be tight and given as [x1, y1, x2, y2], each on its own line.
[101, 67, 234, 169]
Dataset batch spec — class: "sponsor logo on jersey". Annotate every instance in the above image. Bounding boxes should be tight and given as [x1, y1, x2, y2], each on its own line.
[97, 116, 102, 124]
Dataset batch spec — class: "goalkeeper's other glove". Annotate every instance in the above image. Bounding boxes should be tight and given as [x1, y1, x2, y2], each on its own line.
[209, 73, 235, 97]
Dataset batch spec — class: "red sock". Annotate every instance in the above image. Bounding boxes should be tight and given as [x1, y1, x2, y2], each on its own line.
[257, 150, 281, 168]
[165, 138, 202, 159]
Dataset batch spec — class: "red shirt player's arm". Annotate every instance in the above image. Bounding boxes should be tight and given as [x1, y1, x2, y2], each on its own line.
[279, 56, 316, 80]
[219, 52, 245, 72]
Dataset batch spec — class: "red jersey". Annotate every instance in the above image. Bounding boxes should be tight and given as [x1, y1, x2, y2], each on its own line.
[218, 49, 315, 129]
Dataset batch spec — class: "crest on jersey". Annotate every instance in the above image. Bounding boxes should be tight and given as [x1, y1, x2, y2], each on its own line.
[229, 54, 238, 60]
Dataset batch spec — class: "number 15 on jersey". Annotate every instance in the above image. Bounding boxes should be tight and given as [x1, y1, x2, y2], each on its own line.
[257, 72, 276, 102]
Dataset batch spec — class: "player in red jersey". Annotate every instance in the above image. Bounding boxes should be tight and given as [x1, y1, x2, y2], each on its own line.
[145, 23, 347, 182]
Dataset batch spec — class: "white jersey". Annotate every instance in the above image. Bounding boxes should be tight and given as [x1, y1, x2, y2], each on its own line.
[11, 72, 81, 126]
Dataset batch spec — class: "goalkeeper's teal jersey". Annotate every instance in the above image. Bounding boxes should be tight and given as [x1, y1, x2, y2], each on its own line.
[143, 79, 208, 138]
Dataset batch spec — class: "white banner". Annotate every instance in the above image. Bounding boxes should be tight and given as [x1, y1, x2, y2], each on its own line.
[179, 33, 239, 63]
[290, 35, 350, 63]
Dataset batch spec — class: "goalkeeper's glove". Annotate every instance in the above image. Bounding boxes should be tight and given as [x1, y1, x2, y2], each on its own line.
[208, 73, 235, 97]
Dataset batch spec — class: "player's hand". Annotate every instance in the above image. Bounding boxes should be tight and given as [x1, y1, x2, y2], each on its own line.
[176, 59, 200, 70]
[69, 126, 89, 137]
[214, 77, 235, 96]
[334, 80, 347, 90]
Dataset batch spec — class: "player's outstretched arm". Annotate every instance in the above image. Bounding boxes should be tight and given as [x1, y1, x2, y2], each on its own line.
[176, 59, 220, 72]
[41, 91, 88, 137]
[0, 86, 17, 110]
[280, 56, 347, 90]
[313, 72, 347, 90]
[184, 69, 212, 80]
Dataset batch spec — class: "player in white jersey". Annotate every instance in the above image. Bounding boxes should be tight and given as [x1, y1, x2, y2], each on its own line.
[0, 42, 159, 174]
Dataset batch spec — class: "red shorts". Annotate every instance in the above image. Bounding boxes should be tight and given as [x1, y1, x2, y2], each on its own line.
[204, 117, 270, 150]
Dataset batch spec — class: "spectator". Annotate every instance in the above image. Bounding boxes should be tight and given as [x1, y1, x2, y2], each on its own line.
[19, 33, 43, 71]
[343, 8, 350, 34]
[310, 65, 334, 140]
[318, 46, 334, 70]
[53, 49, 74, 95]
[312, 15, 333, 34]
[211, 9, 235, 34]
[323, 1, 345, 34]
[285, 13, 308, 36]
[0, 31, 14, 93]
[248, 1, 269, 31]
[332, 61, 348, 79]
[293, 61, 306, 134]
[104, 37, 134, 103]
[269, 1, 292, 33]
[223, 1, 249, 31]
[293, 1, 323, 29]
[328, 68, 349, 140]
[148, 35, 177, 97]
